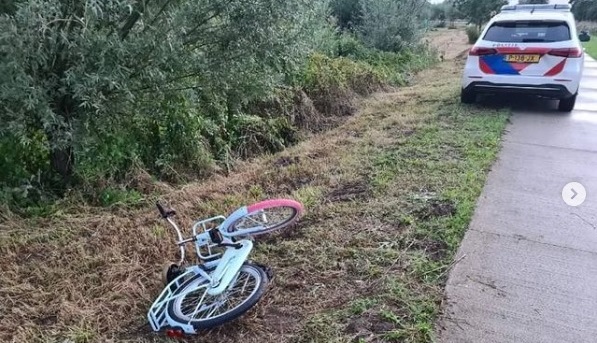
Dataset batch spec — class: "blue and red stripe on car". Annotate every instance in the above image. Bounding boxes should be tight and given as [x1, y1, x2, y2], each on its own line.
[471, 47, 575, 76]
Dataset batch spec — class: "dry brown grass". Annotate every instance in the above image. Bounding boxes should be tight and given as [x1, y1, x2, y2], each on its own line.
[423, 28, 472, 61]
[0, 30, 509, 343]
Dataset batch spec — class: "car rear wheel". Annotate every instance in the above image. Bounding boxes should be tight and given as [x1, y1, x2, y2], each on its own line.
[558, 94, 577, 112]
[461, 89, 476, 104]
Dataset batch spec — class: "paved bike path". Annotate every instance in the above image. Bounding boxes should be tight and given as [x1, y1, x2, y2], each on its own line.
[438, 56, 597, 343]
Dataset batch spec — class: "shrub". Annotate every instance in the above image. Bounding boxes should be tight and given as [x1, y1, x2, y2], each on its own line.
[454, 0, 507, 30]
[358, 0, 427, 52]
[0, 0, 327, 205]
[337, 33, 370, 59]
[577, 21, 597, 35]
[330, 0, 362, 31]
[0, 0, 440, 211]
[0, 133, 51, 208]
[572, 0, 597, 21]
[301, 44, 438, 114]
[304, 53, 390, 94]
[465, 25, 481, 44]
[229, 115, 297, 159]
[340, 43, 438, 85]
[302, 53, 384, 115]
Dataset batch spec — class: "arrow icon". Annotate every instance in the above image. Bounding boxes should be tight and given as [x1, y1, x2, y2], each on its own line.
[562, 182, 586, 207]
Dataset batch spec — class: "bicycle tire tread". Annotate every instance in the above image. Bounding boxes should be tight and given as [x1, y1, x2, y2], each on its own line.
[166, 263, 268, 331]
[227, 199, 304, 236]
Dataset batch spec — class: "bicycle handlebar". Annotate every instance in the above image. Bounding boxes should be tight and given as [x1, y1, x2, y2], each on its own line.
[156, 202, 166, 217]
[156, 201, 185, 264]
[156, 202, 176, 218]
[155, 201, 238, 266]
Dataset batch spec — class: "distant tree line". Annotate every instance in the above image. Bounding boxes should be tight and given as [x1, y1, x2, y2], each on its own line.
[572, 0, 597, 21]
[426, 0, 465, 24]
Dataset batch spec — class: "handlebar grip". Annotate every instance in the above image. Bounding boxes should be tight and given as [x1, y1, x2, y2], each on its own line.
[156, 202, 177, 218]
[156, 202, 167, 218]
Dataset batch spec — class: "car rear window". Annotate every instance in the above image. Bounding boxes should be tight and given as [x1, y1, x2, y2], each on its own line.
[483, 20, 571, 43]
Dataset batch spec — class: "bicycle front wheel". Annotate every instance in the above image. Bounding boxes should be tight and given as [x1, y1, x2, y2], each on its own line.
[166, 263, 268, 330]
[226, 199, 304, 237]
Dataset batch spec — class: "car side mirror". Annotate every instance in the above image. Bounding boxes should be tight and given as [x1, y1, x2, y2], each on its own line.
[579, 32, 591, 42]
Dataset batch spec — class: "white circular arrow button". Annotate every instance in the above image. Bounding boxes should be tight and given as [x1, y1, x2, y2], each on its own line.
[562, 182, 586, 207]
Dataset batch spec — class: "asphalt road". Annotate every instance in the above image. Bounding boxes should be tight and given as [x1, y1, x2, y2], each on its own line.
[438, 55, 597, 343]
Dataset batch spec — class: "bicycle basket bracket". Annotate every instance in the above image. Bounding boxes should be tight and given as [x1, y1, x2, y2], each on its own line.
[192, 215, 227, 260]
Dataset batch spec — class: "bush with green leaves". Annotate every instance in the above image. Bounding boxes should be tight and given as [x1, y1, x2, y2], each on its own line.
[0, 0, 329, 199]
[454, 0, 507, 30]
[573, 0, 597, 22]
[429, 0, 464, 22]
[465, 25, 481, 44]
[330, 0, 362, 31]
[357, 0, 428, 53]
[0, 0, 438, 210]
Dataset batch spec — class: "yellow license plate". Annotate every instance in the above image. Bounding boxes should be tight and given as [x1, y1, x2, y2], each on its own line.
[504, 54, 541, 63]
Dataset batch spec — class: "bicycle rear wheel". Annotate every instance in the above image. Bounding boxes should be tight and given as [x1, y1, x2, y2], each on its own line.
[166, 263, 268, 330]
[226, 199, 304, 237]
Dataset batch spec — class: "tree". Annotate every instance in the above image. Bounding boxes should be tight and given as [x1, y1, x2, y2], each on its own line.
[428, 0, 464, 24]
[330, 0, 362, 31]
[454, 0, 508, 30]
[0, 0, 327, 192]
[358, 0, 427, 52]
[429, 3, 447, 21]
[0, 0, 24, 14]
[572, 0, 597, 21]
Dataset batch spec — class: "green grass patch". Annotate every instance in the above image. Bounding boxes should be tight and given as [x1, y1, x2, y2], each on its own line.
[583, 39, 597, 59]
[98, 187, 144, 207]
[291, 64, 509, 342]
[336, 33, 439, 86]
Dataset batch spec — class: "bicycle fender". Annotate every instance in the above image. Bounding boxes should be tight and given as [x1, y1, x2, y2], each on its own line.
[206, 240, 253, 296]
[220, 206, 249, 234]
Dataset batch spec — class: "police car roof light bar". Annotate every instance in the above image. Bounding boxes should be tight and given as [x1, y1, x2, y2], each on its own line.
[500, 4, 572, 13]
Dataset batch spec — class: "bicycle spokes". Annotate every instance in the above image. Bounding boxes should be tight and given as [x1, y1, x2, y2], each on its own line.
[148, 199, 303, 334]
[233, 207, 296, 231]
[177, 268, 260, 321]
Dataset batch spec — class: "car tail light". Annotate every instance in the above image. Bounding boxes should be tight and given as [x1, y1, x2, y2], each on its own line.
[469, 47, 498, 56]
[548, 48, 582, 58]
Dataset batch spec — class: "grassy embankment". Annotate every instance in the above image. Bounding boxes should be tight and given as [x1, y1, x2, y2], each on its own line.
[0, 41, 510, 343]
[584, 39, 597, 59]
[578, 21, 597, 59]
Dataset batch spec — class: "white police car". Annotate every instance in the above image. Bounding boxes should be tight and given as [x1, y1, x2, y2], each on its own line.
[461, 4, 591, 112]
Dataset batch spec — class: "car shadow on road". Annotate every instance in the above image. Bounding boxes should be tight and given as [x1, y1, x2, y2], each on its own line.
[477, 94, 563, 115]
